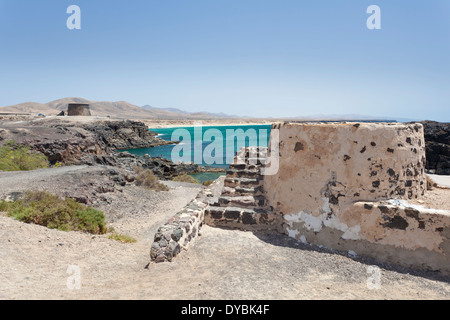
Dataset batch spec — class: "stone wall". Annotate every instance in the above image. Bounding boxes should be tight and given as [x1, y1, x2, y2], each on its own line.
[282, 199, 450, 273]
[261, 122, 450, 274]
[150, 177, 224, 263]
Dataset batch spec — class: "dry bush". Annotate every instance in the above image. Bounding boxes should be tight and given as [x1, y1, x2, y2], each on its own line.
[172, 174, 200, 184]
[134, 167, 169, 191]
[202, 180, 214, 187]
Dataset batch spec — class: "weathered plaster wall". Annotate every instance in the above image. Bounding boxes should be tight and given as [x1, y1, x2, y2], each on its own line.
[282, 200, 450, 273]
[264, 122, 450, 273]
[264, 122, 427, 215]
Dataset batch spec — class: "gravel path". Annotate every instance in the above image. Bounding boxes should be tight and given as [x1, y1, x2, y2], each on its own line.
[0, 167, 449, 300]
[0, 166, 90, 197]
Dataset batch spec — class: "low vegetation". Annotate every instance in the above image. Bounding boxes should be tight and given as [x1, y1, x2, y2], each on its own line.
[202, 180, 214, 187]
[0, 141, 49, 171]
[134, 167, 169, 191]
[172, 174, 200, 184]
[107, 233, 137, 243]
[0, 191, 107, 235]
[53, 162, 63, 168]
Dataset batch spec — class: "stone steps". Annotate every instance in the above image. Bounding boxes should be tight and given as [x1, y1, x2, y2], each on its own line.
[224, 177, 263, 188]
[205, 146, 276, 231]
[229, 163, 259, 170]
[222, 185, 264, 197]
[221, 147, 269, 209]
[205, 206, 278, 230]
[231, 158, 268, 168]
[217, 195, 268, 208]
[226, 168, 261, 179]
[236, 146, 268, 159]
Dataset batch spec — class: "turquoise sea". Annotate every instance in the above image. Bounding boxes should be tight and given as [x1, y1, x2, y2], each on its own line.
[123, 124, 272, 182]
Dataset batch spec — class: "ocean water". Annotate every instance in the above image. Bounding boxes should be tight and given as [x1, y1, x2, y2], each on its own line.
[124, 124, 272, 173]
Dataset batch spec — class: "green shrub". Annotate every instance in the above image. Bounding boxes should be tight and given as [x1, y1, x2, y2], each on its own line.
[4, 191, 107, 234]
[0, 141, 48, 171]
[172, 174, 200, 184]
[0, 161, 20, 172]
[134, 167, 169, 191]
[0, 201, 9, 212]
[75, 208, 107, 234]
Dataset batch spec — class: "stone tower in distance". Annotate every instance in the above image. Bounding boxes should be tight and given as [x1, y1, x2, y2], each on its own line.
[67, 103, 91, 116]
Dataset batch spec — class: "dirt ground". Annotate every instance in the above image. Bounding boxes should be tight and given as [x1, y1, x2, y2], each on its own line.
[0, 167, 450, 300]
[1, 217, 450, 300]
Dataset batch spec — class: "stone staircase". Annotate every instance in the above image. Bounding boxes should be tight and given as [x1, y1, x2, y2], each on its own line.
[205, 147, 279, 231]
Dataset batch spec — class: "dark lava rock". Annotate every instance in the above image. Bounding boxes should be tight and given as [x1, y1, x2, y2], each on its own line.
[81, 120, 173, 150]
[420, 121, 450, 175]
[0, 120, 174, 166]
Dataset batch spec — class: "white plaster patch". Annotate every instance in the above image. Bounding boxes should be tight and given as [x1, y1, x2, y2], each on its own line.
[286, 227, 299, 239]
[299, 211, 325, 232]
[285, 210, 325, 232]
[283, 197, 362, 240]
[321, 197, 332, 214]
[387, 199, 450, 216]
[284, 212, 302, 223]
[342, 225, 361, 240]
[323, 215, 361, 240]
[348, 250, 358, 258]
[300, 235, 307, 244]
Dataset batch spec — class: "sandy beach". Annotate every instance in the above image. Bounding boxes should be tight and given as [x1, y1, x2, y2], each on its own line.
[143, 119, 276, 129]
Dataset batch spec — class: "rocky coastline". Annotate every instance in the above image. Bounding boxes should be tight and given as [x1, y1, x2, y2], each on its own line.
[0, 118, 225, 179]
[1, 118, 449, 178]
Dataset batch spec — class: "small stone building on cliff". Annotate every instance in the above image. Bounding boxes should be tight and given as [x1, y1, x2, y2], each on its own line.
[67, 103, 91, 116]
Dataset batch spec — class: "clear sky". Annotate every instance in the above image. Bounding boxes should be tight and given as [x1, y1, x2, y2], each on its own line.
[0, 0, 449, 121]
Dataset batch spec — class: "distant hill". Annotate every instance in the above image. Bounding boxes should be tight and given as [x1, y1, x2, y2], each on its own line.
[289, 114, 399, 122]
[142, 105, 238, 118]
[47, 98, 161, 119]
[1, 98, 410, 122]
[0, 98, 240, 120]
[142, 105, 189, 114]
[0, 102, 59, 115]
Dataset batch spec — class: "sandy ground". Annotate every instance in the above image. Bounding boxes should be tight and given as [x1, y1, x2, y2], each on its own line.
[428, 174, 450, 189]
[1, 217, 450, 300]
[1, 167, 450, 300]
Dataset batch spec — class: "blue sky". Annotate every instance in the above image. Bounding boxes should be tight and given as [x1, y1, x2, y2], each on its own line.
[0, 0, 449, 121]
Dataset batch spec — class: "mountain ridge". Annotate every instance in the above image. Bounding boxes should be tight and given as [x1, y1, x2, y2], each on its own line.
[1, 97, 412, 122]
[0, 98, 239, 120]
